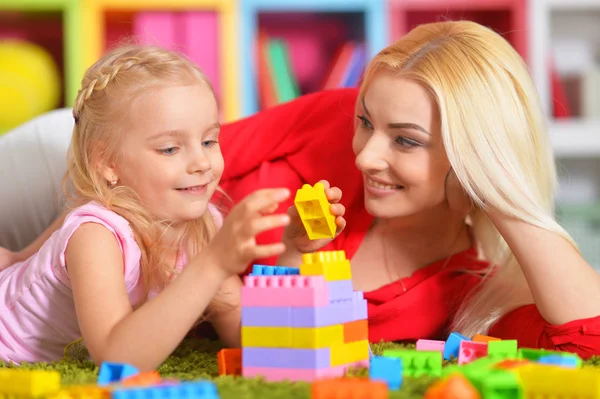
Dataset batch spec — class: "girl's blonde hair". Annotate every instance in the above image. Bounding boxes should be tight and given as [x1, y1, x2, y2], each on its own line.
[66, 44, 224, 298]
[358, 21, 578, 336]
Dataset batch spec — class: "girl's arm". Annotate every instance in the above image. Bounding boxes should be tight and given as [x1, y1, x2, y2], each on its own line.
[208, 275, 242, 347]
[16, 209, 69, 261]
[488, 211, 600, 325]
[67, 222, 228, 371]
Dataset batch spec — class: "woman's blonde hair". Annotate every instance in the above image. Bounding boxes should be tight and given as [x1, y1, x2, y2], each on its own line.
[65, 44, 224, 299]
[358, 21, 578, 336]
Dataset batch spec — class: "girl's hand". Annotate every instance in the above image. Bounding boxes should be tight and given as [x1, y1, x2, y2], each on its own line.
[282, 180, 347, 254]
[204, 188, 292, 278]
[0, 247, 20, 272]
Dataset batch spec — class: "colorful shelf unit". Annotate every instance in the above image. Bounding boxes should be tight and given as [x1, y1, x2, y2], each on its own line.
[388, 0, 528, 62]
[81, 0, 240, 122]
[239, 0, 388, 116]
[0, 0, 83, 107]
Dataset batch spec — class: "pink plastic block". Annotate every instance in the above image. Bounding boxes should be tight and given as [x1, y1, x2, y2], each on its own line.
[179, 12, 220, 100]
[458, 341, 488, 365]
[416, 339, 445, 353]
[241, 275, 329, 307]
[243, 360, 369, 382]
[134, 12, 177, 50]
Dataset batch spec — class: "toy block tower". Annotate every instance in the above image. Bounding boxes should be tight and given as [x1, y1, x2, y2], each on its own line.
[241, 252, 369, 382]
[294, 183, 336, 240]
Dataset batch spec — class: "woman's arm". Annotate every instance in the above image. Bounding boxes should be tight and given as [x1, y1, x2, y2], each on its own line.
[67, 223, 227, 371]
[488, 211, 600, 325]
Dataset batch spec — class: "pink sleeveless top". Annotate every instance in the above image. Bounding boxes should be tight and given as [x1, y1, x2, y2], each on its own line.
[0, 201, 222, 364]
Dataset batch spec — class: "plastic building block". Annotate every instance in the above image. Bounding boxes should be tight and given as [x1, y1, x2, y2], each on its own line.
[294, 183, 336, 240]
[472, 334, 500, 343]
[241, 325, 344, 348]
[121, 371, 162, 386]
[328, 279, 354, 300]
[343, 319, 368, 343]
[416, 339, 445, 353]
[443, 332, 470, 361]
[312, 377, 388, 399]
[217, 348, 242, 376]
[300, 251, 352, 281]
[383, 349, 442, 377]
[369, 356, 403, 390]
[518, 347, 582, 366]
[458, 341, 488, 365]
[112, 380, 219, 399]
[330, 340, 370, 366]
[241, 275, 329, 307]
[537, 354, 579, 368]
[97, 362, 139, 385]
[515, 364, 600, 398]
[0, 369, 60, 396]
[250, 265, 300, 275]
[47, 385, 108, 399]
[243, 360, 369, 382]
[242, 306, 291, 326]
[493, 359, 531, 370]
[243, 347, 330, 369]
[481, 369, 521, 399]
[487, 340, 518, 361]
[425, 374, 480, 399]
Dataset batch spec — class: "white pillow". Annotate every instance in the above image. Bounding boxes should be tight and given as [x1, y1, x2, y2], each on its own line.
[0, 108, 73, 251]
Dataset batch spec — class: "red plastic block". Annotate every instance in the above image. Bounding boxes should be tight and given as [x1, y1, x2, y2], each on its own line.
[217, 348, 242, 376]
[312, 377, 388, 399]
[241, 275, 329, 307]
[458, 341, 488, 365]
[121, 371, 162, 386]
[494, 359, 531, 370]
[343, 320, 368, 343]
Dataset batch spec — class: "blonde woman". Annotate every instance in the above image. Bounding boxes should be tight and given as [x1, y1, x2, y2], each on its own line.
[219, 21, 600, 358]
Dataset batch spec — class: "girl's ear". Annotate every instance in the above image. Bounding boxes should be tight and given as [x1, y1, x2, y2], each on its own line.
[100, 162, 119, 186]
[445, 168, 474, 217]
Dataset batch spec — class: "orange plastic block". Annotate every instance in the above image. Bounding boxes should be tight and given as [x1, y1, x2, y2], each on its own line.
[472, 334, 500, 343]
[121, 371, 162, 386]
[312, 377, 388, 399]
[494, 359, 531, 370]
[425, 374, 480, 399]
[343, 319, 368, 343]
[218, 348, 242, 376]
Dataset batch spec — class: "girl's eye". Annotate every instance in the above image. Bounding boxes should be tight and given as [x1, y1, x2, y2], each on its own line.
[202, 140, 219, 148]
[357, 115, 373, 130]
[159, 147, 178, 155]
[395, 137, 421, 148]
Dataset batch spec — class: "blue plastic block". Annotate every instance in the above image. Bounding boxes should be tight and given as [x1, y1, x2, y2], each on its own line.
[97, 362, 139, 385]
[538, 354, 579, 368]
[250, 265, 300, 275]
[444, 332, 470, 361]
[369, 356, 402, 390]
[112, 380, 219, 399]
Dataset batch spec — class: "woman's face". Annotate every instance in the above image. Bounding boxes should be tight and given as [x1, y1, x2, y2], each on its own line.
[352, 70, 452, 220]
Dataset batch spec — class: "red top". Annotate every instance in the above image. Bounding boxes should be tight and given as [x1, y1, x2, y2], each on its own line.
[219, 88, 600, 359]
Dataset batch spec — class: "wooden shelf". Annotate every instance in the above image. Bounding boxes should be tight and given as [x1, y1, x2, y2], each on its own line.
[549, 119, 600, 157]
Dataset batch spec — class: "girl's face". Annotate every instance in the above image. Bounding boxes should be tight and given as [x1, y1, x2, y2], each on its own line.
[110, 83, 223, 224]
[352, 70, 451, 220]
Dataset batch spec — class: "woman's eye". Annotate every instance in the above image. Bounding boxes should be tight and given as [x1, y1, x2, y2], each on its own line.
[357, 115, 373, 129]
[396, 137, 421, 148]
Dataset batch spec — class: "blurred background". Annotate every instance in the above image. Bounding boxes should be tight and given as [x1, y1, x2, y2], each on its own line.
[0, 0, 599, 269]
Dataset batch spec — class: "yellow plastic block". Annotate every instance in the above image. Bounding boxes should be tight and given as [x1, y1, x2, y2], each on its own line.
[300, 251, 352, 281]
[0, 369, 60, 396]
[48, 385, 109, 399]
[515, 364, 600, 397]
[330, 340, 370, 367]
[294, 183, 336, 240]
[242, 325, 344, 349]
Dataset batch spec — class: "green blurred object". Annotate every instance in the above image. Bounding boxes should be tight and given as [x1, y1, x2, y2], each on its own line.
[557, 203, 600, 271]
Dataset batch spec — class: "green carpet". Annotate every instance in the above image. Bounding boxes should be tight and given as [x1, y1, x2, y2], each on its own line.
[2, 339, 600, 398]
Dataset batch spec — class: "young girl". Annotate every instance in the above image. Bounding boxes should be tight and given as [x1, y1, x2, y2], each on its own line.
[218, 21, 600, 358]
[0, 44, 295, 370]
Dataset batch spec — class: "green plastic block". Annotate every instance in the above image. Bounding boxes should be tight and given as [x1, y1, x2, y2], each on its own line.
[383, 349, 442, 377]
[487, 340, 518, 361]
[481, 370, 523, 399]
[518, 348, 582, 366]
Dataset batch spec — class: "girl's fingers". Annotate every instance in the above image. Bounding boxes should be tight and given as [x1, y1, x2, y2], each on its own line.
[243, 188, 291, 214]
[248, 214, 291, 236]
[252, 242, 287, 259]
